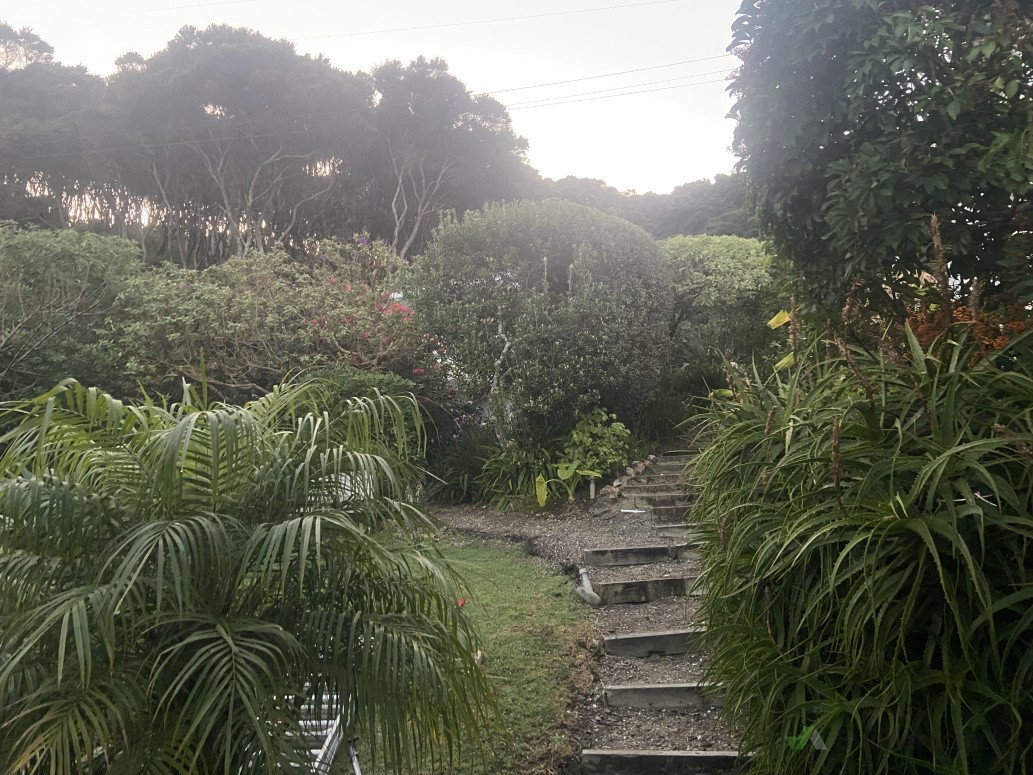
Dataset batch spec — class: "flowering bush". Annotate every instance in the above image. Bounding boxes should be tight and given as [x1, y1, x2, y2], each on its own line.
[116, 236, 452, 407]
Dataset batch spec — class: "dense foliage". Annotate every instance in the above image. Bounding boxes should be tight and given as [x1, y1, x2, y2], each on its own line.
[0, 226, 140, 397]
[408, 199, 672, 450]
[692, 330, 1033, 774]
[543, 172, 758, 239]
[0, 25, 531, 265]
[0, 227, 450, 407]
[731, 0, 1033, 310]
[0, 379, 490, 774]
[663, 234, 780, 383]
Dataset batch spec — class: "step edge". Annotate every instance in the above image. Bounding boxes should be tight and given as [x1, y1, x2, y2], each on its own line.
[603, 626, 705, 640]
[581, 749, 740, 757]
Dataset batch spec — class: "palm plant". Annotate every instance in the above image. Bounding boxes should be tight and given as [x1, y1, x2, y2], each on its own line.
[0, 379, 491, 774]
[692, 329, 1033, 774]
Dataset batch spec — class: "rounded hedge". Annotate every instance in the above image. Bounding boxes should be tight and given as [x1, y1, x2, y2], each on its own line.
[408, 199, 672, 448]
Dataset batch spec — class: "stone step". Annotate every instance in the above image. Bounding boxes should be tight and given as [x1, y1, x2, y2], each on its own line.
[604, 682, 721, 709]
[580, 749, 742, 774]
[583, 544, 692, 567]
[626, 492, 692, 507]
[651, 504, 693, 524]
[653, 523, 698, 540]
[595, 576, 698, 605]
[624, 486, 688, 496]
[602, 626, 705, 657]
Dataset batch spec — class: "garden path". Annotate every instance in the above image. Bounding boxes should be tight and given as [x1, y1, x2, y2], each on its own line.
[576, 450, 743, 774]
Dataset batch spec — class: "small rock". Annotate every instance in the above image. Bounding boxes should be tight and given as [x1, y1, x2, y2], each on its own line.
[647, 454, 656, 461]
[625, 466, 635, 477]
[633, 462, 646, 474]
[612, 479, 621, 488]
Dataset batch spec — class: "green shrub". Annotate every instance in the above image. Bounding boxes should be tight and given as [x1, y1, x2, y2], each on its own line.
[557, 408, 631, 479]
[408, 199, 673, 450]
[0, 226, 141, 399]
[662, 234, 781, 384]
[426, 423, 499, 503]
[0, 379, 490, 773]
[691, 329, 1033, 774]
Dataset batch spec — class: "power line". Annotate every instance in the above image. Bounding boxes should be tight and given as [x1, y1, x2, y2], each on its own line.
[292, 0, 683, 41]
[509, 77, 730, 110]
[43, 0, 260, 22]
[14, 74, 732, 162]
[491, 53, 735, 93]
[506, 68, 731, 106]
[4, 57, 732, 153]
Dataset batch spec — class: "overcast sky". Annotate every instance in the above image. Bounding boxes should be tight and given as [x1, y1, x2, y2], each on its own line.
[5, 0, 742, 193]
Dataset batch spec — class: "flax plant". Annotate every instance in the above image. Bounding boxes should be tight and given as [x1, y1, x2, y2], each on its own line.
[0, 379, 491, 774]
[692, 330, 1033, 774]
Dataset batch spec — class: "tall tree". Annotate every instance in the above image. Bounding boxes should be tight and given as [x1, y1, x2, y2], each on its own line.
[370, 57, 532, 260]
[730, 0, 1033, 311]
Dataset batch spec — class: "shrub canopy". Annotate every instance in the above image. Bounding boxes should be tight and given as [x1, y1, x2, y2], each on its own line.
[408, 199, 672, 448]
[693, 330, 1033, 773]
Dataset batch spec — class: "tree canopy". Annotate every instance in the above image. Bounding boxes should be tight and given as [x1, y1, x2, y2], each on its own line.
[731, 0, 1033, 311]
[0, 26, 533, 266]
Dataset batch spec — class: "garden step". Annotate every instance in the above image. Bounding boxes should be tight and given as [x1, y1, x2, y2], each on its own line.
[621, 481, 686, 492]
[595, 576, 698, 605]
[653, 523, 698, 539]
[602, 626, 705, 657]
[580, 749, 742, 774]
[583, 544, 692, 567]
[627, 492, 692, 507]
[651, 504, 693, 524]
[604, 682, 722, 709]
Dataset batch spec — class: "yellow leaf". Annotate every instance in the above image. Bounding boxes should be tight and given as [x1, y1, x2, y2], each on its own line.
[535, 474, 548, 507]
[774, 352, 796, 371]
[767, 310, 792, 329]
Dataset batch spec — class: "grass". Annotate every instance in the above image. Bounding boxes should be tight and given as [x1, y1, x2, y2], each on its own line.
[336, 539, 592, 775]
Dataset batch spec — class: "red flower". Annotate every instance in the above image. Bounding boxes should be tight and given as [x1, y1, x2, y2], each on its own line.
[457, 597, 466, 608]
[412, 367, 425, 376]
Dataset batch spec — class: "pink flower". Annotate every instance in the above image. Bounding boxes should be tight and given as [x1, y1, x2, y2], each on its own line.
[412, 367, 425, 377]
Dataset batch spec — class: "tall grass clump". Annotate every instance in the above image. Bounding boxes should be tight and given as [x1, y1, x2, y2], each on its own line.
[692, 329, 1033, 774]
[0, 379, 491, 774]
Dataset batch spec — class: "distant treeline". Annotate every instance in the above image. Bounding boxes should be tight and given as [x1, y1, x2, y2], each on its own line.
[0, 21, 755, 266]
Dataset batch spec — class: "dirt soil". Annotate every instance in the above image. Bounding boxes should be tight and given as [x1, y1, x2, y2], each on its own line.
[431, 499, 741, 768]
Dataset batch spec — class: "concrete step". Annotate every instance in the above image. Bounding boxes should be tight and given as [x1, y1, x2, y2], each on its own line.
[595, 576, 698, 605]
[602, 626, 705, 657]
[580, 749, 742, 774]
[604, 682, 721, 709]
[583, 544, 692, 567]
[651, 504, 693, 524]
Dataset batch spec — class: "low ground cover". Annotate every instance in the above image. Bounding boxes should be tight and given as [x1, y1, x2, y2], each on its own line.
[342, 537, 592, 775]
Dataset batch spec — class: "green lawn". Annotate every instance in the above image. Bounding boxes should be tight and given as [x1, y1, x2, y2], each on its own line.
[337, 539, 590, 774]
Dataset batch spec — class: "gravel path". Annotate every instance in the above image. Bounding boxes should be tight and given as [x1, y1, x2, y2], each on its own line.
[431, 454, 742, 766]
[598, 652, 708, 685]
[586, 706, 738, 751]
[596, 597, 701, 635]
